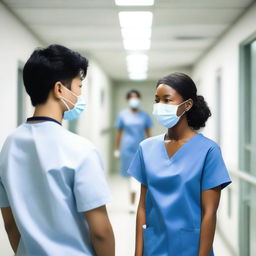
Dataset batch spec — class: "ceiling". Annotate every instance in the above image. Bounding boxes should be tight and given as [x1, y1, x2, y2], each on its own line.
[2, 0, 254, 81]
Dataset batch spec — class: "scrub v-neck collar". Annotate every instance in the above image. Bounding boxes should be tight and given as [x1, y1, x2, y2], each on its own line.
[162, 133, 200, 162]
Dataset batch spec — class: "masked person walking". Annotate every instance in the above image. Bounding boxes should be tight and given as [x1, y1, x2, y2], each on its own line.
[114, 90, 152, 213]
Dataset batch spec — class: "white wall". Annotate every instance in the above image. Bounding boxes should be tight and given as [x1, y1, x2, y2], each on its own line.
[0, 2, 42, 255]
[0, 2, 41, 148]
[192, 2, 256, 254]
[78, 60, 113, 173]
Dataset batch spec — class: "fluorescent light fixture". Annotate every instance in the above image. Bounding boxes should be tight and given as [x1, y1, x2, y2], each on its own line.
[126, 54, 148, 63]
[127, 65, 148, 73]
[128, 67, 148, 75]
[121, 28, 151, 40]
[119, 12, 153, 28]
[129, 73, 147, 80]
[115, 0, 154, 6]
[123, 39, 151, 50]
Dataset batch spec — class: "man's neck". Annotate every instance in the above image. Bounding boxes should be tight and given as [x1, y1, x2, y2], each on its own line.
[33, 104, 63, 124]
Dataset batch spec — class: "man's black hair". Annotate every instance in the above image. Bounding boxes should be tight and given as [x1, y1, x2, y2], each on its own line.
[23, 44, 89, 106]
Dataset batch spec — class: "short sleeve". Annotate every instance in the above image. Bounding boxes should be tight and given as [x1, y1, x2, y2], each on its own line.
[201, 146, 232, 191]
[144, 113, 153, 129]
[0, 178, 9, 208]
[115, 113, 124, 129]
[127, 146, 147, 186]
[74, 149, 112, 212]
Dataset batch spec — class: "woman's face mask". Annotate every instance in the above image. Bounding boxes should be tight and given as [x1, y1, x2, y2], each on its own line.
[152, 100, 188, 128]
[60, 86, 86, 120]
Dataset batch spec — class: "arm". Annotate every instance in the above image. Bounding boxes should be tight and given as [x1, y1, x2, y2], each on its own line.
[1, 207, 20, 253]
[135, 184, 147, 256]
[199, 186, 221, 256]
[145, 128, 151, 138]
[115, 129, 123, 150]
[85, 205, 115, 256]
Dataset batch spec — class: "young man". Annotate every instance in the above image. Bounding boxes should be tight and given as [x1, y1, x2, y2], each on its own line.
[0, 45, 115, 256]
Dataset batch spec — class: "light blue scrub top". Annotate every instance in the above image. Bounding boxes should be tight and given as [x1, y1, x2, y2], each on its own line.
[128, 133, 232, 256]
[0, 121, 111, 256]
[115, 109, 152, 177]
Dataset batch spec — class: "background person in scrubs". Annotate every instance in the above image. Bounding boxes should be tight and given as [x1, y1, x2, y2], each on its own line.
[128, 72, 232, 256]
[114, 90, 152, 212]
[0, 45, 115, 256]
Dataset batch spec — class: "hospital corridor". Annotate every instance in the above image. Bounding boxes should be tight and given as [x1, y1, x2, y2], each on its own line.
[0, 0, 256, 255]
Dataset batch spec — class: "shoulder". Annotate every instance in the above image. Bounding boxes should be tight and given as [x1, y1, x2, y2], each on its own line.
[139, 134, 164, 148]
[139, 110, 150, 117]
[198, 133, 220, 152]
[64, 129, 96, 152]
[1, 124, 26, 147]
[118, 109, 129, 116]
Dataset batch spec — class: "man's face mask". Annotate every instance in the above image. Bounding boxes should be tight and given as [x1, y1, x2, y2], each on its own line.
[60, 86, 86, 121]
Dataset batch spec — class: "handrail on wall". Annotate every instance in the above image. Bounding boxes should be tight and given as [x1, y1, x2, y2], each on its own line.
[229, 169, 256, 186]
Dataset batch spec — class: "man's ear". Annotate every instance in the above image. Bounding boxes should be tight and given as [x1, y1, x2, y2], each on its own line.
[53, 81, 63, 99]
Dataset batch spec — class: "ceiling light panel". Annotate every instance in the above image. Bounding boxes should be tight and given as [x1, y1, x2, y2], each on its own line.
[119, 12, 153, 28]
[115, 0, 154, 6]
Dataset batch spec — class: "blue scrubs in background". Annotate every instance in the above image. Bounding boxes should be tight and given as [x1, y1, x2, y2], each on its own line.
[0, 120, 111, 256]
[128, 133, 232, 256]
[115, 109, 152, 177]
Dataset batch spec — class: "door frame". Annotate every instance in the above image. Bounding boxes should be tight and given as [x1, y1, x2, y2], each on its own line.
[239, 31, 256, 256]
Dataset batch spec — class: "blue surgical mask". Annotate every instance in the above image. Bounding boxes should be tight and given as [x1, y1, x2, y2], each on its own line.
[129, 98, 140, 109]
[152, 101, 188, 128]
[60, 86, 86, 121]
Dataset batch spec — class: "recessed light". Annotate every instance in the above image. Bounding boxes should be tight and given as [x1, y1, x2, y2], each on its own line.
[123, 39, 151, 50]
[115, 0, 154, 6]
[119, 12, 153, 28]
[121, 28, 151, 40]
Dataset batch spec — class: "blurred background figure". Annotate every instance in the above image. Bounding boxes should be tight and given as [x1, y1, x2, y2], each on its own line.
[114, 90, 152, 213]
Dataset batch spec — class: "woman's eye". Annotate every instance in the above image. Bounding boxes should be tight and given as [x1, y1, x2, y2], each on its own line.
[165, 99, 171, 103]
[155, 99, 159, 103]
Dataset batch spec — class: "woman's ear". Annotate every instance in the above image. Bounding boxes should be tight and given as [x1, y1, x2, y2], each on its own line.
[185, 99, 193, 112]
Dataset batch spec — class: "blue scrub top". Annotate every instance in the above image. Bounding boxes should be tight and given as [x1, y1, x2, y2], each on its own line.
[115, 109, 152, 177]
[128, 133, 232, 256]
[0, 121, 111, 256]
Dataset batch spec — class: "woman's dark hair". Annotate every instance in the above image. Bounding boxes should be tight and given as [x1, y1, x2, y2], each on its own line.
[23, 44, 89, 106]
[126, 89, 141, 99]
[157, 72, 211, 130]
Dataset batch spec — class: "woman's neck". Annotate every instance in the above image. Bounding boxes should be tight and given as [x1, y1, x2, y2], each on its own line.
[167, 117, 195, 141]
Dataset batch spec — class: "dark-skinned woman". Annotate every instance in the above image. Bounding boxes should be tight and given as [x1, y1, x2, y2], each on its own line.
[128, 72, 232, 256]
